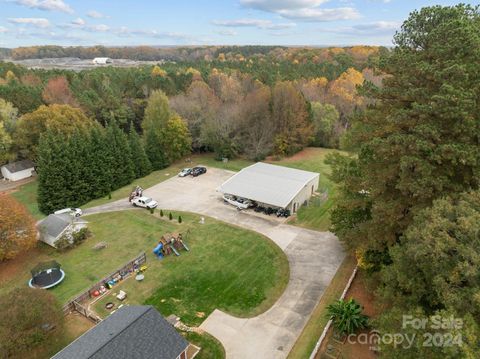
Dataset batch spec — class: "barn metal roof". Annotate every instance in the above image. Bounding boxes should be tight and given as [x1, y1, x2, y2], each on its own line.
[217, 162, 319, 208]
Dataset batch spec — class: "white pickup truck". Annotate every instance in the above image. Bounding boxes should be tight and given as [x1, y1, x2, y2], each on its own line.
[132, 196, 158, 209]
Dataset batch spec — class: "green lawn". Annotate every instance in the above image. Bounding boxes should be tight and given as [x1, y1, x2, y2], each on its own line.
[11, 181, 43, 220]
[90, 210, 288, 326]
[268, 148, 345, 231]
[0, 210, 288, 322]
[184, 332, 225, 359]
[12, 149, 341, 231]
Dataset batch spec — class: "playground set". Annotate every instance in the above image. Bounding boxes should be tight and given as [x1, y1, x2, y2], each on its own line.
[153, 232, 190, 259]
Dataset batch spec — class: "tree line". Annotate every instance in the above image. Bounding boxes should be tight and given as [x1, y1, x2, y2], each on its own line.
[328, 4, 480, 357]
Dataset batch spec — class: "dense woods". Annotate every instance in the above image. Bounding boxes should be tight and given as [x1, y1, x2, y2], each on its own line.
[328, 4, 480, 357]
[0, 44, 384, 214]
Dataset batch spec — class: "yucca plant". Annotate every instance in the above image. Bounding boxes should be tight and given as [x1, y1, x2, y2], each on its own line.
[326, 298, 368, 335]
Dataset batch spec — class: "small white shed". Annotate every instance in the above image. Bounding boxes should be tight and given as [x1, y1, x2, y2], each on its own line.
[1, 159, 36, 182]
[38, 214, 88, 248]
[92, 57, 112, 65]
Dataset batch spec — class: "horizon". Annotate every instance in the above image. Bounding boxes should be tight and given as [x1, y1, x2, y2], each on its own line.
[0, 0, 465, 48]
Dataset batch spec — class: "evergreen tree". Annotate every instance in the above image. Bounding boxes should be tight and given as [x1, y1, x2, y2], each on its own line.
[88, 126, 113, 198]
[105, 122, 135, 188]
[145, 130, 168, 170]
[37, 130, 69, 214]
[128, 128, 151, 178]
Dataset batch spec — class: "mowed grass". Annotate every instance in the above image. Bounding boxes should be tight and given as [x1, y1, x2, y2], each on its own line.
[11, 181, 43, 220]
[184, 332, 225, 359]
[90, 210, 288, 326]
[268, 148, 345, 231]
[1, 210, 288, 325]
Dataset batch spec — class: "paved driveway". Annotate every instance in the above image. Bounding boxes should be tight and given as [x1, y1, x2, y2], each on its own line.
[85, 167, 345, 359]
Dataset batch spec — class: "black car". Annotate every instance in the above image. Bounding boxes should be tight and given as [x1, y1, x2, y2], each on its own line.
[191, 166, 207, 177]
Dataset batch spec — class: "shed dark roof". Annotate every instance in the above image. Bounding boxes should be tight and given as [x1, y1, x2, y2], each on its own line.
[52, 306, 189, 359]
[39, 214, 71, 238]
[3, 159, 35, 173]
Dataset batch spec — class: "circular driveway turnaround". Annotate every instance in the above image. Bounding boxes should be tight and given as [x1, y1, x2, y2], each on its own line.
[85, 167, 345, 359]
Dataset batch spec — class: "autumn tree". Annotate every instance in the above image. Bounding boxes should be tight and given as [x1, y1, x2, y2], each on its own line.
[327, 67, 365, 118]
[271, 81, 313, 156]
[143, 90, 191, 169]
[15, 104, 94, 159]
[0, 194, 37, 261]
[0, 288, 64, 357]
[239, 83, 274, 160]
[42, 76, 78, 106]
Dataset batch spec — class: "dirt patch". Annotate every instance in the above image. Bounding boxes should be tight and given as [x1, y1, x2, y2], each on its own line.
[317, 270, 379, 359]
[266, 148, 318, 163]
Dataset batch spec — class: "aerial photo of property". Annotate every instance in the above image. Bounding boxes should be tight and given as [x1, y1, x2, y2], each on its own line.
[0, 1, 479, 358]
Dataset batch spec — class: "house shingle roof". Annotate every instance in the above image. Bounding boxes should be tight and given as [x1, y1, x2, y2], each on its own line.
[3, 159, 35, 173]
[52, 306, 189, 359]
[39, 214, 71, 238]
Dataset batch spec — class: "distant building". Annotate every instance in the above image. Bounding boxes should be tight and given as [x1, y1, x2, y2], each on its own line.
[0, 159, 35, 182]
[92, 57, 112, 65]
[52, 306, 192, 359]
[38, 214, 88, 248]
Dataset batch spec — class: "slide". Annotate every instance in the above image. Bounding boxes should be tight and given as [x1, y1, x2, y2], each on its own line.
[182, 242, 190, 251]
[153, 243, 164, 259]
[170, 245, 180, 256]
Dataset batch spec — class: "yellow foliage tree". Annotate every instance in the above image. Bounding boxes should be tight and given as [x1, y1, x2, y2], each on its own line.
[151, 65, 167, 77]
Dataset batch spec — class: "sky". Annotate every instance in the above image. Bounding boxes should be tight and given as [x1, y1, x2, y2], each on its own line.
[0, 0, 470, 48]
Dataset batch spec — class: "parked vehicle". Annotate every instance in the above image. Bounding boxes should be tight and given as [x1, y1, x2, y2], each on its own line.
[223, 195, 253, 210]
[178, 168, 192, 177]
[54, 208, 83, 217]
[132, 196, 158, 209]
[191, 166, 207, 177]
[276, 208, 291, 218]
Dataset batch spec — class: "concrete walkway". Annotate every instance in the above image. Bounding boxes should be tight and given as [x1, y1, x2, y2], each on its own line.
[85, 167, 345, 359]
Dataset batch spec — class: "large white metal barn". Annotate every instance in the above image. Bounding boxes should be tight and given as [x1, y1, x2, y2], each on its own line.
[217, 162, 319, 213]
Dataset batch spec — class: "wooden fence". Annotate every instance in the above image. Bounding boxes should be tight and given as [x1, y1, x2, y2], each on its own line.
[62, 252, 147, 320]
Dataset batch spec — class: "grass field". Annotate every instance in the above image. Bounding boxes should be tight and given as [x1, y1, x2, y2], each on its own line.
[89, 211, 288, 326]
[11, 180, 43, 220]
[287, 255, 357, 359]
[0, 210, 288, 322]
[184, 332, 225, 359]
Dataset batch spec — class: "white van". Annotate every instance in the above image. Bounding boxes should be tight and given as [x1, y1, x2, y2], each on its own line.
[54, 208, 83, 217]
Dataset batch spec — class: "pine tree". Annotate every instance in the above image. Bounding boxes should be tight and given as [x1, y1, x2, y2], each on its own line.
[89, 126, 113, 198]
[105, 122, 135, 189]
[37, 130, 69, 214]
[145, 130, 168, 170]
[128, 128, 151, 178]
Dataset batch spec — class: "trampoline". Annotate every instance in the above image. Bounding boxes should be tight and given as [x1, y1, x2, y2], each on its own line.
[28, 261, 66, 289]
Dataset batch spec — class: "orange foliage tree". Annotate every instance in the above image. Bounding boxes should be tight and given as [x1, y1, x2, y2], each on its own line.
[0, 194, 37, 261]
[42, 76, 78, 106]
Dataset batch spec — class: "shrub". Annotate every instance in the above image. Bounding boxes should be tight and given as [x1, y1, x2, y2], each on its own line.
[169, 212, 173, 220]
[149, 207, 154, 214]
[326, 298, 368, 335]
[160, 209, 164, 217]
[72, 228, 91, 245]
[178, 216, 182, 223]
